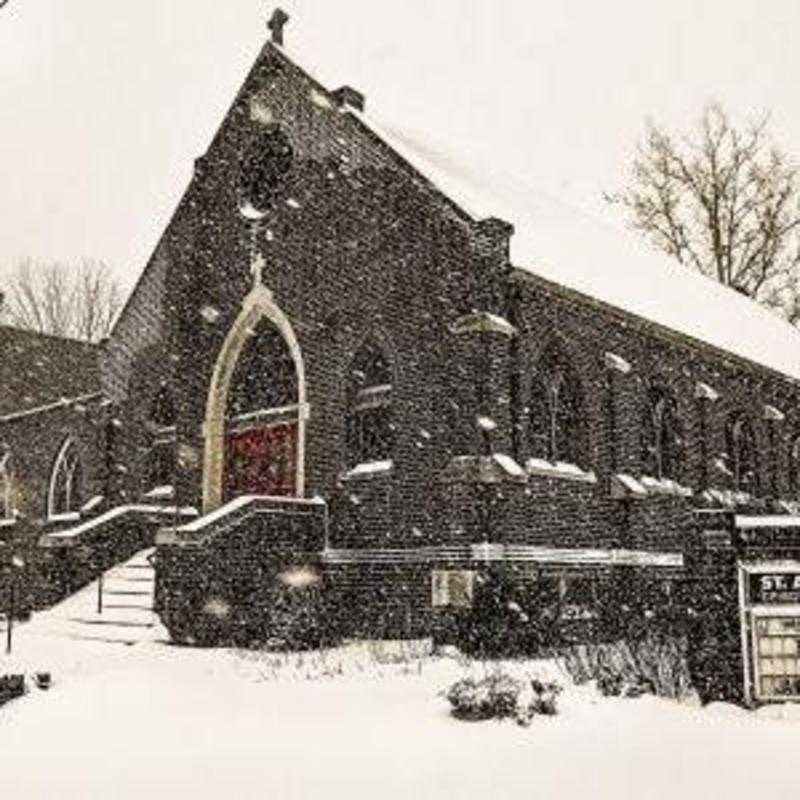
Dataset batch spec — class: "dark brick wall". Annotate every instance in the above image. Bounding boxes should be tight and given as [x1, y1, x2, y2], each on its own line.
[0, 400, 110, 608]
[7, 41, 800, 637]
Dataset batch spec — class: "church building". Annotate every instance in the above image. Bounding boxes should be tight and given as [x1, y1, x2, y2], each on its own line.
[4, 12, 800, 650]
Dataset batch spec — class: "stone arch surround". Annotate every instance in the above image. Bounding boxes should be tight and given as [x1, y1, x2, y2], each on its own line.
[201, 284, 309, 512]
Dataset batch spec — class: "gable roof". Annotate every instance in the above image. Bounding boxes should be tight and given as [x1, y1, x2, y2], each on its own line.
[117, 39, 800, 385]
[271, 43, 800, 381]
[345, 107, 800, 382]
[0, 326, 100, 416]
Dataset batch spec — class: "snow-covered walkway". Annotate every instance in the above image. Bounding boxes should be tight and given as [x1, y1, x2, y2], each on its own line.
[1, 573, 799, 798]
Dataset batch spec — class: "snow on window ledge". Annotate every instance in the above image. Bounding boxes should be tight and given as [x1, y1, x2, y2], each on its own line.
[700, 488, 752, 508]
[526, 458, 597, 484]
[342, 460, 394, 480]
[0, 518, 17, 529]
[144, 485, 175, 500]
[639, 475, 694, 498]
[46, 511, 81, 525]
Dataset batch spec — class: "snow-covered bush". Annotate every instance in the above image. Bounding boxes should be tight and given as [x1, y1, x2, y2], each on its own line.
[529, 678, 563, 715]
[446, 677, 493, 720]
[445, 673, 563, 722]
[446, 674, 521, 720]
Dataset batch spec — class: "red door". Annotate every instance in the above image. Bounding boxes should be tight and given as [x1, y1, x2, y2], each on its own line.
[224, 422, 297, 501]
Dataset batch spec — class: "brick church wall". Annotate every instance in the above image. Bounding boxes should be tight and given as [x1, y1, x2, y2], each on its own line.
[99, 42, 800, 635]
[6, 41, 800, 638]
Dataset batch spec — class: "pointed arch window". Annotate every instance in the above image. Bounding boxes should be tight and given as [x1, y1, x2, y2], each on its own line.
[224, 318, 300, 499]
[528, 346, 584, 467]
[726, 414, 759, 493]
[48, 439, 84, 517]
[227, 319, 298, 419]
[642, 385, 683, 480]
[144, 382, 177, 492]
[0, 451, 13, 521]
[345, 339, 394, 469]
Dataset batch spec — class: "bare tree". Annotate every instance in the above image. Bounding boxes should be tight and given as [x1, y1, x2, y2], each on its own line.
[606, 104, 800, 323]
[1, 258, 122, 342]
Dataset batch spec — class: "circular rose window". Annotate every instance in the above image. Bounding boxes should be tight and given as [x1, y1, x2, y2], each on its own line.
[237, 125, 294, 219]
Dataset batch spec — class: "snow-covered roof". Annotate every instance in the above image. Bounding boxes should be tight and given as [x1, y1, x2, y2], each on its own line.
[348, 108, 800, 383]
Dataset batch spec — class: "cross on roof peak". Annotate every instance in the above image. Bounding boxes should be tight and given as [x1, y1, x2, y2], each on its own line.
[267, 8, 289, 46]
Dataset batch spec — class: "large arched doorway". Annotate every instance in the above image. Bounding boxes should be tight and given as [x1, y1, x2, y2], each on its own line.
[202, 285, 307, 512]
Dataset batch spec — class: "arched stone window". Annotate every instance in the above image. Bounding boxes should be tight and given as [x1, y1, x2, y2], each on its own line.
[0, 451, 12, 521]
[345, 339, 394, 468]
[726, 414, 759, 493]
[641, 385, 682, 480]
[528, 345, 584, 466]
[48, 438, 84, 517]
[144, 382, 177, 492]
[224, 318, 300, 499]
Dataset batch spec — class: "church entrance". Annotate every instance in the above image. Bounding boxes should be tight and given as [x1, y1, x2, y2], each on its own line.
[224, 421, 297, 498]
[222, 317, 300, 502]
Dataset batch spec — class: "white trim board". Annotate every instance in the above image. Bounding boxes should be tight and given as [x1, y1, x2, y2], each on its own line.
[324, 545, 683, 568]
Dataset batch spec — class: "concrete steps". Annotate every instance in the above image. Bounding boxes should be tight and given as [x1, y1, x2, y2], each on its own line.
[22, 548, 165, 646]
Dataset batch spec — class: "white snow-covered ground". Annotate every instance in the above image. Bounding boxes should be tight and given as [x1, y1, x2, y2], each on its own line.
[2, 569, 800, 799]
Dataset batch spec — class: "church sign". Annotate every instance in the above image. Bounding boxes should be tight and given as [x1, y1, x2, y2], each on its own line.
[749, 572, 800, 605]
[739, 562, 800, 703]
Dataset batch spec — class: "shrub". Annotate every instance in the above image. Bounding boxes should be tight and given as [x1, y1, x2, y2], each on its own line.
[455, 570, 560, 658]
[447, 677, 497, 720]
[529, 679, 563, 715]
[0, 674, 26, 707]
[560, 635, 692, 700]
[445, 672, 562, 723]
[486, 674, 523, 719]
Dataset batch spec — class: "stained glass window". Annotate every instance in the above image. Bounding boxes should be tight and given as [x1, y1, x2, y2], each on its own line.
[345, 339, 394, 468]
[529, 346, 583, 466]
[727, 414, 759, 493]
[144, 383, 176, 490]
[227, 319, 298, 420]
[641, 386, 682, 480]
[224, 319, 300, 500]
[49, 440, 83, 516]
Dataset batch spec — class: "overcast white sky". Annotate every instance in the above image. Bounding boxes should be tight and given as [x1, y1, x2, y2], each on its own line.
[2, 0, 800, 295]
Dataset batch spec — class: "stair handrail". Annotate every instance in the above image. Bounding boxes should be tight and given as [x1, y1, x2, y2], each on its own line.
[156, 495, 327, 548]
[39, 504, 199, 549]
